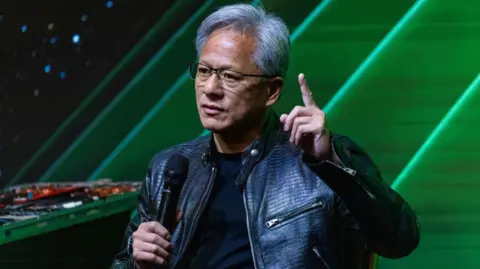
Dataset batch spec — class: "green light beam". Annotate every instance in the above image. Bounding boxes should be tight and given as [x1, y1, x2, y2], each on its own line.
[322, 0, 428, 114]
[391, 72, 480, 190]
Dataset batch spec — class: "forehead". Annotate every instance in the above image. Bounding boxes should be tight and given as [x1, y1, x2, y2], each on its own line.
[199, 30, 257, 70]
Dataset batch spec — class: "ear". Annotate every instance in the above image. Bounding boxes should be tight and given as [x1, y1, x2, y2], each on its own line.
[265, 77, 283, 107]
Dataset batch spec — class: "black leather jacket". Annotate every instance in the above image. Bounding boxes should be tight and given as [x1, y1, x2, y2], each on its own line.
[112, 113, 419, 269]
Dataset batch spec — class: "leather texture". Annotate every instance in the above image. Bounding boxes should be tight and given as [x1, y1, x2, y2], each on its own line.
[111, 112, 420, 269]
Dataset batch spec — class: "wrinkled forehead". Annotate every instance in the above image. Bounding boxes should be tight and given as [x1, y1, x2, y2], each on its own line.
[199, 30, 258, 72]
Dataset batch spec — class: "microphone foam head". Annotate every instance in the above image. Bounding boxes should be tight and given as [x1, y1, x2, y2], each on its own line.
[164, 154, 189, 184]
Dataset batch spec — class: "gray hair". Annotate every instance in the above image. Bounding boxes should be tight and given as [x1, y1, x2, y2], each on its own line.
[195, 4, 290, 77]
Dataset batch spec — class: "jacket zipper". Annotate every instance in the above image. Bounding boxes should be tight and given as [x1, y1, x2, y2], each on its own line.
[330, 144, 376, 200]
[265, 200, 325, 229]
[243, 177, 259, 269]
[312, 245, 331, 269]
[331, 142, 353, 175]
[178, 166, 217, 262]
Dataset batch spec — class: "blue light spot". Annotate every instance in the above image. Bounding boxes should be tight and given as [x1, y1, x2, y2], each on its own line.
[106, 1, 114, 8]
[60, 71, 66, 80]
[50, 37, 57, 44]
[21, 25, 27, 33]
[72, 34, 80, 44]
[44, 65, 52, 73]
[81, 15, 88, 22]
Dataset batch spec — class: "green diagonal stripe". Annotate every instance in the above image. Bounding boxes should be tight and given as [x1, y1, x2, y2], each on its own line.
[323, 0, 428, 114]
[392, 72, 480, 190]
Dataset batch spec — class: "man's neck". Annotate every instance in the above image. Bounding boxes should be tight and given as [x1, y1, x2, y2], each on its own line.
[213, 125, 262, 154]
[213, 110, 271, 154]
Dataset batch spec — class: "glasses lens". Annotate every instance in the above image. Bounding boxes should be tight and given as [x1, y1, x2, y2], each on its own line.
[189, 63, 242, 89]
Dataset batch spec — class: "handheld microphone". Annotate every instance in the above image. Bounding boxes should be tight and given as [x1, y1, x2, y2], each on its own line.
[157, 154, 189, 233]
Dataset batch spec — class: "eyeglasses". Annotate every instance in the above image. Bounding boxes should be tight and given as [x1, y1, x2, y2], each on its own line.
[189, 62, 276, 89]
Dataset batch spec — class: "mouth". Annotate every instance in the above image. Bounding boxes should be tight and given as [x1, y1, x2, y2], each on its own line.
[201, 104, 225, 116]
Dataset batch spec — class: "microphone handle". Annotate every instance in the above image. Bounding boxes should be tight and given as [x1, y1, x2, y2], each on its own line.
[157, 188, 171, 225]
[157, 185, 181, 233]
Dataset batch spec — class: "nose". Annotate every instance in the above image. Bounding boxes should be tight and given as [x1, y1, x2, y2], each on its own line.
[203, 74, 224, 97]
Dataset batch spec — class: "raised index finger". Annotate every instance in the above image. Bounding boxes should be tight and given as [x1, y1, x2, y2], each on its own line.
[298, 73, 316, 107]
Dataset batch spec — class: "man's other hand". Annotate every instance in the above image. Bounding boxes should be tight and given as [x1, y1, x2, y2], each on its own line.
[132, 221, 172, 268]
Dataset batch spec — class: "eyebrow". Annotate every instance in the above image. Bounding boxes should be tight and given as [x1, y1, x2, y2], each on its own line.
[199, 61, 233, 70]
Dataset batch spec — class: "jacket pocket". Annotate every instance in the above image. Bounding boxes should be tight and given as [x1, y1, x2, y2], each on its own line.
[265, 198, 326, 229]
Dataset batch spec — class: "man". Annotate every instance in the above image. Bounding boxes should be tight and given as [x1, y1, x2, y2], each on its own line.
[112, 4, 419, 269]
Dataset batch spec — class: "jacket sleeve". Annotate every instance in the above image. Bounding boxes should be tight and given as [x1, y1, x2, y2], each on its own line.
[304, 134, 420, 258]
[110, 167, 155, 268]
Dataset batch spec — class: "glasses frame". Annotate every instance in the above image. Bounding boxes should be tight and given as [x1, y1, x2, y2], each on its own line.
[188, 62, 277, 84]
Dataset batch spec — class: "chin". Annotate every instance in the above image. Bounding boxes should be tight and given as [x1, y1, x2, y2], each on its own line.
[200, 116, 231, 133]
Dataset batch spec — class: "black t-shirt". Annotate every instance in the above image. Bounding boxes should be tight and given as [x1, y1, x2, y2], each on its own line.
[187, 152, 254, 269]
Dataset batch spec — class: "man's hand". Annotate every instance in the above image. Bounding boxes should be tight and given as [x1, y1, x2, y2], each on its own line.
[132, 221, 172, 268]
[280, 73, 331, 160]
